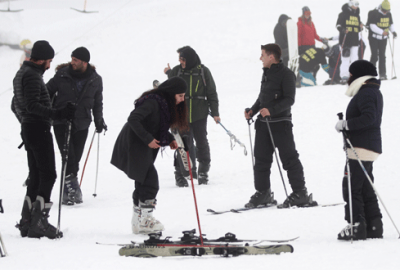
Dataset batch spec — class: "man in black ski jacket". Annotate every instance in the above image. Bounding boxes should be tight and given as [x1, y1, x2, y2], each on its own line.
[47, 47, 106, 205]
[336, 1, 363, 83]
[13, 40, 75, 239]
[274, 14, 291, 66]
[366, 0, 396, 80]
[244, 43, 314, 209]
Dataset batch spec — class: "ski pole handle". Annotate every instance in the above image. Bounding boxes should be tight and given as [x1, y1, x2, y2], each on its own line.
[0, 199, 4, 213]
[245, 108, 254, 124]
[337, 112, 343, 120]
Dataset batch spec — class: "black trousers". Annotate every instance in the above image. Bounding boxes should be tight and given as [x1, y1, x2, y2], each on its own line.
[253, 120, 305, 192]
[53, 124, 89, 177]
[175, 118, 210, 175]
[342, 159, 382, 223]
[133, 162, 159, 206]
[369, 37, 387, 77]
[22, 123, 57, 203]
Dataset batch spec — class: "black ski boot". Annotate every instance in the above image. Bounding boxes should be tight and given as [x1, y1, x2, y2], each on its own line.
[198, 163, 210, 185]
[15, 196, 32, 237]
[63, 173, 83, 205]
[278, 188, 316, 208]
[245, 189, 277, 208]
[174, 167, 188, 187]
[366, 218, 383, 239]
[338, 216, 367, 241]
[27, 196, 63, 239]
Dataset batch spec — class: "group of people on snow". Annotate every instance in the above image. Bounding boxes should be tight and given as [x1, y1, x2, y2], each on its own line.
[274, 0, 396, 87]
[11, 2, 385, 242]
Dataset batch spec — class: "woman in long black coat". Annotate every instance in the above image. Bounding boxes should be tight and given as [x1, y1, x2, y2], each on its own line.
[111, 77, 188, 234]
[335, 60, 383, 241]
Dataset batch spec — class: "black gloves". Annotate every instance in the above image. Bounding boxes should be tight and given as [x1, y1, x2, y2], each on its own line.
[95, 118, 107, 133]
[393, 32, 397, 39]
[51, 102, 76, 121]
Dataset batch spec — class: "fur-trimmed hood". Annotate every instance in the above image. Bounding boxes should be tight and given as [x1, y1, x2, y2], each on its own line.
[55, 62, 96, 72]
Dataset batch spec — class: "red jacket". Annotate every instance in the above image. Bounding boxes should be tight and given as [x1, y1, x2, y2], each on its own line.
[297, 17, 321, 46]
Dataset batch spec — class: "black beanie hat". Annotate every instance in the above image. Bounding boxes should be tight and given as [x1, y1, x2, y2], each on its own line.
[180, 47, 199, 70]
[157, 77, 187, 95]
[71, 47, 90, 62]
[31, 40, 55, 60]
[349, 60, 378, 80]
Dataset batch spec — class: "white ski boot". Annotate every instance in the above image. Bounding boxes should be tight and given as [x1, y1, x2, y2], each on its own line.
[132, 200, 164, 234]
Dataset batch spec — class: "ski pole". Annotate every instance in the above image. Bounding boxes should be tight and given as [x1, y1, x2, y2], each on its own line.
[0, 199, 6, 257]
[80, 130, 96, 187]
[264, 117, 289, 199]
[338, 114, 400, 238]
[182, 137, 204, 246]
[388, 35, 397, 79]
[209, 112, 247, 155]
[338, 113, 354, 242]
[331, 33, 347, 85]
[93, 133, 100, 197]
[57, 121, 72, 235]
[245, 108, 255, 168]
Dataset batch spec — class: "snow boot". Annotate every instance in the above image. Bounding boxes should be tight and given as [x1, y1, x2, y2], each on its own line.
[380, 75, 387, 81]
[278, 188, 316, 208]
[62, 173, 83, 205]
[340, 77, 349, 85]
[198, 163, 210, 185]
[15, 196, 32, 237]
[174, 167, 188, 187]
[27, 196, 63, 239]
[338, 216, 367, 241]
[132, 199, 164, 234]
[366, 218, 383, 239]
[245, 189, 277, 208]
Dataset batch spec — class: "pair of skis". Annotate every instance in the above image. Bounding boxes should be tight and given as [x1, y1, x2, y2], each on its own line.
[117, 230, 294, 257]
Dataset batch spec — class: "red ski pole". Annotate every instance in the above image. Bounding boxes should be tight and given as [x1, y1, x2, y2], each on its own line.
[182, 137, 204, 246]
[79, 130, 96, 187]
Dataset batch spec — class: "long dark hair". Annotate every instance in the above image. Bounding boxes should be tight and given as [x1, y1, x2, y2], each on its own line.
[135, 89, 188, 131]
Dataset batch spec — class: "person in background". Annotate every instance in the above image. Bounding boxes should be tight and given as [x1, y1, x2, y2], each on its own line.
[274, 14, 291, 66]
[366, 0, 397, 80]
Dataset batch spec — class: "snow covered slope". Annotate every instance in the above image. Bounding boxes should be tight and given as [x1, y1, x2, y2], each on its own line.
[0, 0, 399, 269]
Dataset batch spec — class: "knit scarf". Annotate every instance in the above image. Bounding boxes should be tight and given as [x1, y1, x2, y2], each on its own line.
[345, 75, 376, 97]
[135, 94, 171, 146]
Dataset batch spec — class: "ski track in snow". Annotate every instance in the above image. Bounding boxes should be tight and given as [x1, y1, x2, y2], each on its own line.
[0, 0, 399, 269]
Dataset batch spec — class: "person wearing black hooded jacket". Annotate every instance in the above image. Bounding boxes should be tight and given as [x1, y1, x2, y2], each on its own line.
[274, 14, 291, 66]
[46, 47, 105, 206]
[164, 47, 220, 186]
[335, 60, 383, 241]
[336, 1, 363, 83]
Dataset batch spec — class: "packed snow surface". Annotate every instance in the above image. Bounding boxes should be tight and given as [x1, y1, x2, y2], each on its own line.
[0, 0, 399, 269]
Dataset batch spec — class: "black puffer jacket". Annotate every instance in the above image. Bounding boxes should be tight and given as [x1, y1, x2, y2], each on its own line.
[250, 62, 296, 119]
[46, 63, 103, 131]
[346, 79, 383, 153]
[12, 61, 53, 125]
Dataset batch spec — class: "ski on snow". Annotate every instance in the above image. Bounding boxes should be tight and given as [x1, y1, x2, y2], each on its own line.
[117, 230, 294, 257]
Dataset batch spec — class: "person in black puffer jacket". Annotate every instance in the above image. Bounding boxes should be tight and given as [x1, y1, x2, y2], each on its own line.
[13, 40, 74, 240]
[47, 47, 105, 206]
[335, 60, 383, 241]
[244, 44, 314, 209]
